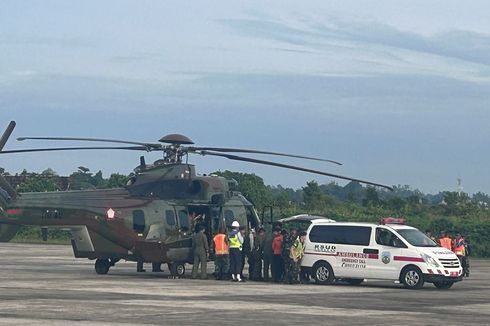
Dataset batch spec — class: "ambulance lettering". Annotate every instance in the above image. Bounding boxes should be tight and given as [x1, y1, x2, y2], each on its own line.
[314, 244, 336, 253]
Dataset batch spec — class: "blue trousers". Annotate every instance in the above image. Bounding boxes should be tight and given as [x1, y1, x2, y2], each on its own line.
[229, 248, 242, 275]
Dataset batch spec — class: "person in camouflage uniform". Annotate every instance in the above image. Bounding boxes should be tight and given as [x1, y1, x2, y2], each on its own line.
[282, 227, 297, 283]
[288, 231, 307, 284]
[250, 228, 266, 280]
[191, 224, 209, 279]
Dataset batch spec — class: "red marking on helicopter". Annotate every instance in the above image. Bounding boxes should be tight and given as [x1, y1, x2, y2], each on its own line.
[6, 208, 23, 216]
[106, 208, 115, 219]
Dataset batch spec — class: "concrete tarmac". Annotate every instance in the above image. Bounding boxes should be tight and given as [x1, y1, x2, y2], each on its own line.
[0, 243, 489, 325]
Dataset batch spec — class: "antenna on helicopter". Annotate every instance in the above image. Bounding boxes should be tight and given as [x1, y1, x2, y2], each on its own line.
[139, 156, 146, 170]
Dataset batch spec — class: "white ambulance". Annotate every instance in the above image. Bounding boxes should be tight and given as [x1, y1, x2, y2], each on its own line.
[301, 219, 463, 289]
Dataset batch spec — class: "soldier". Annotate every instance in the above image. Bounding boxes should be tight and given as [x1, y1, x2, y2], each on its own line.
[282, 227, 297, 283]
[250, 228, 265, 281]
[262, 227, 273, 281]
[239, 226, 249, 280]
[191, 224, 209, 279]
[212, 229, 229, 280]
[288, 231, 307, 284]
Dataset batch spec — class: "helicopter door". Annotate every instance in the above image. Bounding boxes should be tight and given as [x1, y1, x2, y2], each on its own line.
[164, 209, 179, 242]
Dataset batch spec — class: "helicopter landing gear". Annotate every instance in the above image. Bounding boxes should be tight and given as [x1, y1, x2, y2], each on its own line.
[95, 259, 111, 275]
[152, 262, 163, 272]
[168, 262, 186, 277]
[94, 258, 118, 275]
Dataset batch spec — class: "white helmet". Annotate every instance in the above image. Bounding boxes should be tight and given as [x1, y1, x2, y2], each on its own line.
[231, 221, 240, 228]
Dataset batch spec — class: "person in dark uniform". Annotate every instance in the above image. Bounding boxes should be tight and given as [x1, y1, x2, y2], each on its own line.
[282, 227, 297, 283]
[263, 227, 273, 281]
[239, 226, 249, 279]
[250, 228, 265, 281]
[191, 224, 209, 279]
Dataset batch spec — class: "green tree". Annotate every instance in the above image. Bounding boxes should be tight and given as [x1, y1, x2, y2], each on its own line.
[303, 181, 325, 211]
[17, 173, 58, 192]
[363, 186, 380, 207]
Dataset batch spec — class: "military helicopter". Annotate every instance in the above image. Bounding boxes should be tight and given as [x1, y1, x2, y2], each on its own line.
[0, 121, 392, 276]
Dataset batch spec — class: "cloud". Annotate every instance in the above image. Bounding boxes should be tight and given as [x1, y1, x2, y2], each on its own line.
[0, 35, 95, 49]
[219, 17, 490, 82]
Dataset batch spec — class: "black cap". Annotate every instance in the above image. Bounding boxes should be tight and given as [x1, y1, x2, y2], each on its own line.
[299, 231, 307, 237]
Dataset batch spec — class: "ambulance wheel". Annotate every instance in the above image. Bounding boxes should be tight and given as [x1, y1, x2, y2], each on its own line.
[401, 266, 424, 289]
[312, 261, 334, 285]
[433, 281, 454, 289]
[345, 278, 363, 286]
[168, 262, 186, 277]
[95, 259, 110, 275]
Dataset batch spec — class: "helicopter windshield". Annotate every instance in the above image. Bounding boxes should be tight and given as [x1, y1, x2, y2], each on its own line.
[246, 206, 259, 229]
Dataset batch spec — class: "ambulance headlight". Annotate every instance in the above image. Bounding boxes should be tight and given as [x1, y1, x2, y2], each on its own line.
[422, 253, 440, 267]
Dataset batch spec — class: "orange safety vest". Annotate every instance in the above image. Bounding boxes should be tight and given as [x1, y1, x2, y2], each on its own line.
[213, 233, 229, 255]
[439, 237, 452, 250]
[453, 238, 465, 256]
[453, 245, 465, 256]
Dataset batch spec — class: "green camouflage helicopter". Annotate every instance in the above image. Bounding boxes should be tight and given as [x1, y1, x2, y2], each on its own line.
[0, 121, 392, 276]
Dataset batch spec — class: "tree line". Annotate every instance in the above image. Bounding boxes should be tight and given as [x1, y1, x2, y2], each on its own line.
[3, 167, 490, 256]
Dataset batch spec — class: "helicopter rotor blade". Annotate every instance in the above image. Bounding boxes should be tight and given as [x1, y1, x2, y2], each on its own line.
[0, 146, 150, 154]
[196, 150, 393, 190]
[17, 136, 160, 148]
[189, 147, 342, 165]
[0, 121, 16, 151]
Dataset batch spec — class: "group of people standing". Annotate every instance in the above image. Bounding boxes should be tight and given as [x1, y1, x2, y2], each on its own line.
[427, 230, 471, 277]
[191, 220, 307, 284]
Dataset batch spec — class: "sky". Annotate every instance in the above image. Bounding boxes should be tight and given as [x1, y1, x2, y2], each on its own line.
[1, 1, 490, 194]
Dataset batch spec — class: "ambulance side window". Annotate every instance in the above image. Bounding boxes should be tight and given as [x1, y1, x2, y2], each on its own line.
[376, 228, 406, 248]
[309, 225, 371, 246]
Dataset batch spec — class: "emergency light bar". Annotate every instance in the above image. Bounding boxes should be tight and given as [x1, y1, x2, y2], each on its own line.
[379, 217, 406, 225]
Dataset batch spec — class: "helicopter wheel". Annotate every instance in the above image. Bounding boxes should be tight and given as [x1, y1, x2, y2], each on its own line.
[168, 262, 186, 277]
[95, 259, 111, 275]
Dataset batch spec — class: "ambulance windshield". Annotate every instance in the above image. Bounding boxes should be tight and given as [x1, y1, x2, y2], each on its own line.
[397, 229, 438, 247]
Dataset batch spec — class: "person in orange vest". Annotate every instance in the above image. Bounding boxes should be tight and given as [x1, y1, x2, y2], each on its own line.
[439, 231, 452, 250]
[271, 227, 284, 283]
[453, 233, 470, 277]
[212, 229, 229, 280]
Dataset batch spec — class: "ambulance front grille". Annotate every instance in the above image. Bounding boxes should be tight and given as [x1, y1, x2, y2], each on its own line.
[439, 258, 460, 269]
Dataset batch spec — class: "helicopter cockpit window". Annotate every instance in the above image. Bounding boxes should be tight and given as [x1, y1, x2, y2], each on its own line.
[165, 210, 176, 226]
[178, 210, 190, 230]
[132, 210, 145, 233]
[224, 210, 235, 228]
[246, 206, 259, 229]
